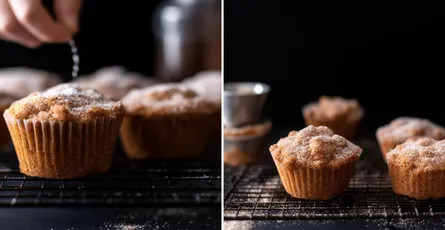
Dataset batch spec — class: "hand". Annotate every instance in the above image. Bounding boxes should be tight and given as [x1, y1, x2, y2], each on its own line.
[0, 0, 83, 48]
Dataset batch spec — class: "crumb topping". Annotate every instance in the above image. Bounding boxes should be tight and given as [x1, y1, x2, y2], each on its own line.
[377, 117, 445, 144]
[121, 84, 218, 116]
[5, 83, 124, 122]
[387, 138, 445, 171]
[303, 96, 364, 122]
[270, 126, 362, 168]
[74, 67, 159, 100]
[182, 71, 221, 104]
[0, 67, 61, 98]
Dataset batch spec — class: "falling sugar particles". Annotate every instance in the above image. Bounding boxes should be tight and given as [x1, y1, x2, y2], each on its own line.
[69, 39, 80, 78]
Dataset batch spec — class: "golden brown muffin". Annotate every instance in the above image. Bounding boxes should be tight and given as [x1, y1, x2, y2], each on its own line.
[376, 117, 445, 159]
[74, 66, 159, 101]
[183, 71, 221, 140]
[0, 67, 61, 98]
[120, 84, 218, 159]
[270, 126, 362, 200]
[224, 120, 271, 166]
[302, 96, 364, 140]
[0, 92, 20, 149]
[387, 138, 445, 200]
[3, 83, 124, 179]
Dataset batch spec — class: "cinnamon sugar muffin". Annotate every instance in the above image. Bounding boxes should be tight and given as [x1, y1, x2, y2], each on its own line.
[387, 138, 445, 200]
[376, 117, 445, 159]
[183, 71, 221, 140]
[270, 126, 362, 200]
[120, 84, 218, 159]
[0, 67, 61, 98]
[302, 96, 364, 140]
[3, 83, 124, 179]
[224, 120, 271, 166]
[74, 66, 159, 101]
[0, 92, 19, 149]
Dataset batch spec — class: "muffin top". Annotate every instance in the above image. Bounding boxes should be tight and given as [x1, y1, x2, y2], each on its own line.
[303, 96, 364, 122]
[0, 67, 61, 98]
[121, 83, 218, 117]
[74, 66, 159, 101]
[386, 138, 445, 171]
[5, 83, 124, 122]
[376, 117, 445, 144]
[182, 71, 221, 104]
[270, 126, 362, 168]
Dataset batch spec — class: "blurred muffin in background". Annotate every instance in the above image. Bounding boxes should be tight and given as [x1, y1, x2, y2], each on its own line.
[0, 67, 62, 98]
[303, 96, 364, 140]
[120, 83, 218, 159]
[183, 71, 221, 140]
[74, 66, 159, 101]
[0, 91, 19, 149]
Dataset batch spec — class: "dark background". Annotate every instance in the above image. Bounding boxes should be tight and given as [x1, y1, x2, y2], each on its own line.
[225, 0, 444, 136]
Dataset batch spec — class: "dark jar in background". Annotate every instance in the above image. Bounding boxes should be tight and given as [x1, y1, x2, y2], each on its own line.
[153, 0, 221, 82]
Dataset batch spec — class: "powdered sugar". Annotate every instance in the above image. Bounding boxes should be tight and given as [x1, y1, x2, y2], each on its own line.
[270, 126, 362, 168]
[6, 83, 123, 121]
[386, 138, 445, 170]
[182, 70, 221, 103]
[377, 117, 445, 143]
[303, 96, 364, 122]
[122, 83, 217, 116]
[74, 66, 159, 100]
[0, 67, 61, 98]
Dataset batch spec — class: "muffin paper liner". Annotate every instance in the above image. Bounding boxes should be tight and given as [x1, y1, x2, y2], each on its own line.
[0, 109, 9, 149]
[3, 112, 121, 179]
[376, 135, 396, 161]
[273, 158, 356, 200]
[389, 164, 445, 200]
[120, 114, 211, 159]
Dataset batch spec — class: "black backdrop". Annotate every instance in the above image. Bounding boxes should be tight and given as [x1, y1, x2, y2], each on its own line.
[224, 0, 444, 136]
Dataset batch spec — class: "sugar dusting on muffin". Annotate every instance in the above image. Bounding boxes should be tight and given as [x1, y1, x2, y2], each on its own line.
[270, 125, 362, 168]
[377, 117, 445, 143]
[182, 70, 221, 103]
[121, 84, 217, 116]
[303, 96, 364, 122]
[5, 83, 124, 122]
[387, 138, 445, 171]
[74, 66, 159, 100]
[0, 67, 61, 98]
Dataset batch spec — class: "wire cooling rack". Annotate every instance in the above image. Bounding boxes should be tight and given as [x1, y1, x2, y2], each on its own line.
[224, 139, 445, 220]
[0, 145, 221, 207]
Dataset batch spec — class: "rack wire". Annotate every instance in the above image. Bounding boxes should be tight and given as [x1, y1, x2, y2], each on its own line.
[224, 139, 445, 220]
[0, 146, 221, 207]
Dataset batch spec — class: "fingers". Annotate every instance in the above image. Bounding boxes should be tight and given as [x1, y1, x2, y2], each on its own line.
[54, 0, 83, 34]
[0, 0, 41, 48]
[7, 0, 72, 43]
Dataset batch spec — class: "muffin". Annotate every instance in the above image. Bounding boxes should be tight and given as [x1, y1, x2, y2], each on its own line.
[120, 84, 218, 159]
[270, 126, 362, 200]
[376, 117, 445, 159]
[3, 83, 124, 179]
[224, 120, 271, 166]
[387, 138, 445, 200]
[0, 92, 20, 149]
[74, 66, 159, 101]
[183, 71, 221, 140]
[302, 96, 364, 140]
[0, 67, 61, 98]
